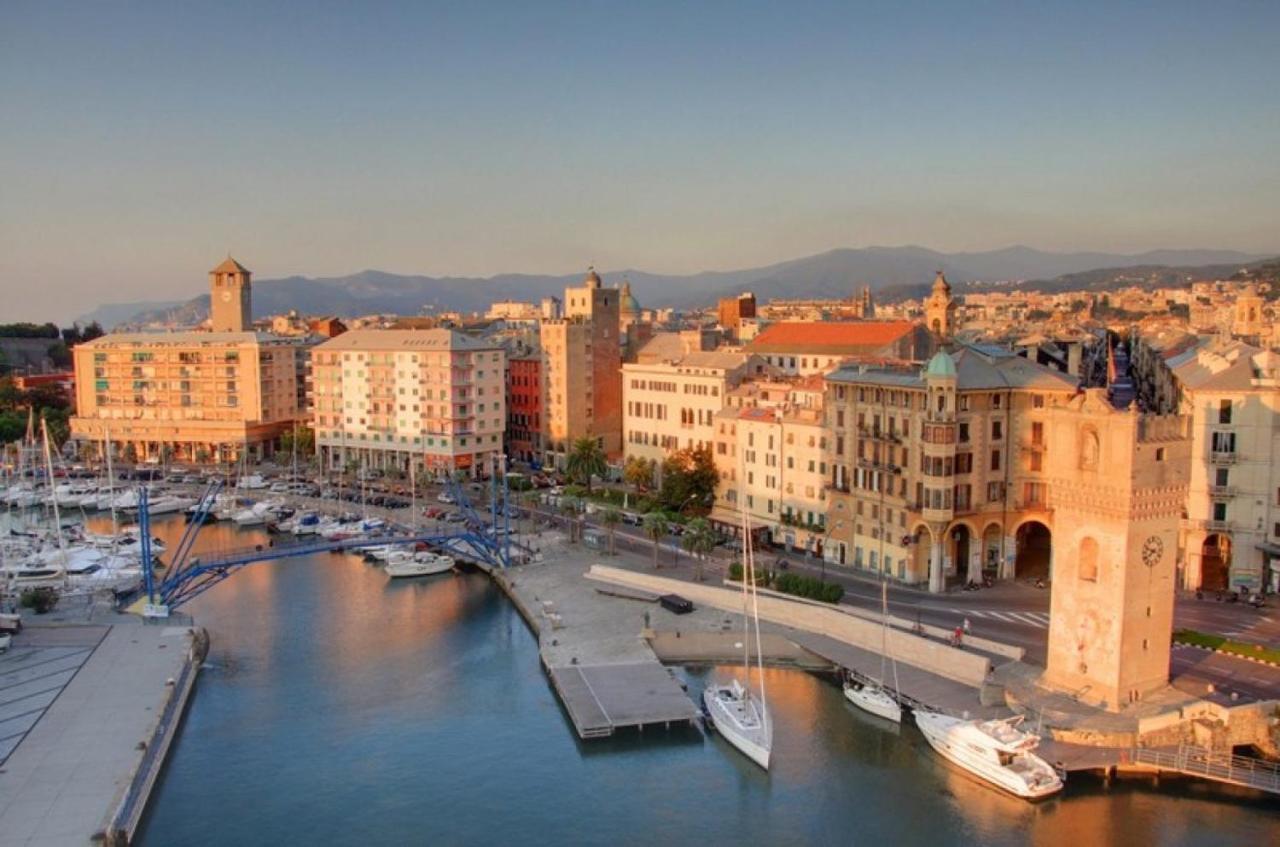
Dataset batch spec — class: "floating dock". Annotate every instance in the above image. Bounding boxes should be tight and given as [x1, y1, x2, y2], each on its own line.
[545, 662, 698, 739]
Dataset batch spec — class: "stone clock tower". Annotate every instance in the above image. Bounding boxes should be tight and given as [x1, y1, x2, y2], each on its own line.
[209, 256, 252, 332]
[1041, 390, 1189, 711]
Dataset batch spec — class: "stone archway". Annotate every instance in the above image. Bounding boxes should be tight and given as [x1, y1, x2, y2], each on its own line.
[1015, 520, 1052, 580]
[949, 523, 975, 584]
[1201, 533, 1231, 592]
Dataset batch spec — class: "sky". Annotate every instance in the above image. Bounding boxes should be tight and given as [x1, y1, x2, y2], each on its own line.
[2, 1, 1278, 323]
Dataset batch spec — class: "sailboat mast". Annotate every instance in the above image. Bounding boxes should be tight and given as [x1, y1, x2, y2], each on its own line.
[40, 419, 69, 580]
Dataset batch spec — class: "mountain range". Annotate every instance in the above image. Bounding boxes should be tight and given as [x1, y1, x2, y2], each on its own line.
[79, 245, 1273, 329]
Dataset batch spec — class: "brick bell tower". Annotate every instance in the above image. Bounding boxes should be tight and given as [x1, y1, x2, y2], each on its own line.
[209, 256, 252, 332]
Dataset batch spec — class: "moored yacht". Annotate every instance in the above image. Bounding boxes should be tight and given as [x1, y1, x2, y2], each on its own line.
[385, 552, 455, 578]
[914, 712, 1064, 800]
[704, 678, 771, 769]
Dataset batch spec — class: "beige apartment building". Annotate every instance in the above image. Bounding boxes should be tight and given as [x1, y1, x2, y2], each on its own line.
[70, 258, 305, 462]
[823, 347, 1080, 591]
[311, 329, 505, 478]
[711, 376, 829, 556]
[1153, 340, 1280, 593]
[540, 269, 622, 466]
[622, 349, 766, 476]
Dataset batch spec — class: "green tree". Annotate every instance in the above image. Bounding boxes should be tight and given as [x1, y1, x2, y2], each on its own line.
[657, 444, 717, 513]
[280, 425, 316, 457]
[600, 507, 622, 556]
[565, 437, 607, 492]
[642, 511, 670, 569]
[681, 517, 717, 581]
[623, 456, 654, 491]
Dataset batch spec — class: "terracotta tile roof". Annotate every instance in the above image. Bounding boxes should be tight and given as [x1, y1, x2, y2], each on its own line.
[746, 321, 916, 354]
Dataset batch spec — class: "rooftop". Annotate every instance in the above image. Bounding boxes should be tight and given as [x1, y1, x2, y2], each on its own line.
[79, 331, 296, 347]
[746, 320, 917, 354]
[827, 343, 1078, 392]
[316, 328, 499, 352]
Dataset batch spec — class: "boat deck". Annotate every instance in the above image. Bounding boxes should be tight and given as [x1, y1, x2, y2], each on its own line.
[546, 661, 699, 739]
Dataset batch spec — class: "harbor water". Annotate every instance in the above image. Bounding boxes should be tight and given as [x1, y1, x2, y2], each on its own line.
[129, 517, 1275, 846]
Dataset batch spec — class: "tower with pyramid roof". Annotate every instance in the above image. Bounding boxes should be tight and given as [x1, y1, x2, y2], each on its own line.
[209, 256, 252, 332]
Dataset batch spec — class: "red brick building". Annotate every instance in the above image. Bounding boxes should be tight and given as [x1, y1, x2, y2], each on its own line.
[506, 353, 542, 462]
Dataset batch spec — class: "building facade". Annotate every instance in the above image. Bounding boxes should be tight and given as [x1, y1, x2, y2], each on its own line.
[539, 269, 622, 465]
[823, 347, 1079, 591]
[621, 350, 765, 476]
[506, 351, 542, 463]
[311, 329, 506, 477]
[70, 331, 304, 462]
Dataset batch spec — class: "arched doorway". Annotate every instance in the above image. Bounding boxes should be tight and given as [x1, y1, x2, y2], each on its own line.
[1015, 521, 1052, 580]
[911, 526, 933, 584]
[950, 524, 972, 583]
[982, 522, 1003, 578]
[1201, 534, 1231, 592]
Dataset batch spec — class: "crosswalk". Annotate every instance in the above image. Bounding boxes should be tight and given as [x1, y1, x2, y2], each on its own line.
[962, 609, 1052, 629]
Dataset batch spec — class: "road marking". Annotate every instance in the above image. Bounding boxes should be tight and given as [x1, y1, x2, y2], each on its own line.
[1009, 612, 1048, 628]
[985, 611, 1019, 623]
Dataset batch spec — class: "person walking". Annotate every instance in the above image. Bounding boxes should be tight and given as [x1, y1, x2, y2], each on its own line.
[962, 617, 971, 635]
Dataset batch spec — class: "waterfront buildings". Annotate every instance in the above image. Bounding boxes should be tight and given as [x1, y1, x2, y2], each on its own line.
[711, 376, 829, 554]
[539, 269, 623, 466]
[822, 346, 1079, 591]
[69, 258, 306, 462]
[621, 348, 766, 478]
[311, 328, 506, 476]
[506, 346, 543, 463]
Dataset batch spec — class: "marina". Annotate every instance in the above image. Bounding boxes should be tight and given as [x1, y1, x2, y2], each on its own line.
[0, 471, 1277, 844]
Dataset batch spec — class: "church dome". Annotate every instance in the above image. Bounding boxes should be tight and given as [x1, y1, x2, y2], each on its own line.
[619, 281, 640, 315]
[584, 266, 602, 288]
[924, 350, 957, 379]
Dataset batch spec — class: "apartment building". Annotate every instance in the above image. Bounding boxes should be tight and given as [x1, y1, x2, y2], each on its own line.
[70, 258, 305, 462]
[311, 329, 506, 477]
[710, 376, 829, 555]
[1155, 341, 1280, 593]
[540, 269, 622, 465]
[823, 346, 1079, 591]
[621, 349, 766, 476]
[506, 348, 542, 463]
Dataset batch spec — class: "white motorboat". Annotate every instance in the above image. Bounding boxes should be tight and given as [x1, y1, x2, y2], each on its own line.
[704, 452, 772, 770]
[914, 712, 1064, 800]
[291, 513, 321, 535]
[234, 500, 282, 526]
[238, 474, 268, 490]
[385, 552, 455, 578]
[144, 494, 197, 515]
[843, 580, 902, 724]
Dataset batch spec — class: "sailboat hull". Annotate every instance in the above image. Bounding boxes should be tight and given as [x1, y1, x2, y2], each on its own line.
[703, 685, 772, 770]
[843, 682, 903, 723]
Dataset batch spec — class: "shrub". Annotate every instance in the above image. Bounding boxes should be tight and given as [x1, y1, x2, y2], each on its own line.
[20, 587, 59, 614]
[771, 572, 843, 604]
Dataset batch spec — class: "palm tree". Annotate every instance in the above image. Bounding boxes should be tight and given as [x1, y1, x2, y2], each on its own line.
[600, 507, 622, 556]
[642, 511, 670, 569]
[681, 517, 717, 581]
[565, 437, 607, 493]
[623, 456, 654, 491]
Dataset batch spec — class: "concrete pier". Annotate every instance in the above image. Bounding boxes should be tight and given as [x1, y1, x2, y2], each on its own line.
[0, 616, 203, 846]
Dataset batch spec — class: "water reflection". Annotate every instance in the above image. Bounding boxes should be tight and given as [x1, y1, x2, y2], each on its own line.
[132, 515, 1278, 847]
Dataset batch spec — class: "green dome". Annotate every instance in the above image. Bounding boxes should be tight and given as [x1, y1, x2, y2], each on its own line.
[925, 350, 957, 379]
[620, 281, 640, 315]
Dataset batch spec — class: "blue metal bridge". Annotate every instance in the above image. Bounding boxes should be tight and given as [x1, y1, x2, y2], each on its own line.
[134, 470, 526, 615]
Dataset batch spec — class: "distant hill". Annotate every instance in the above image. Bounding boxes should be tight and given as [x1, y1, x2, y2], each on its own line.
[92, 245, 1272, 327]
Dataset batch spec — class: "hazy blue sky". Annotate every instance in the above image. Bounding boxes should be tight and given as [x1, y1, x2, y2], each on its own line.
[2, 1, 1278, 322]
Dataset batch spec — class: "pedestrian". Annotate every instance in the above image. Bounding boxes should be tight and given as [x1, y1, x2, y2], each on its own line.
[953, 625, 964, 647]
[962, 617, 971, 635]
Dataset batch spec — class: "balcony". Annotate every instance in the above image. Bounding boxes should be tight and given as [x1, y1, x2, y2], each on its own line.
[1207, 485, 1236, 497]
[1209, 451, 1237, 464]
[857, 424, 901, 444]
[1205, 519, 1234, 533]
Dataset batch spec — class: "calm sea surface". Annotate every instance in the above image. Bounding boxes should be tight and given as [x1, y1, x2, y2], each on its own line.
[126, 517, 1275, 846]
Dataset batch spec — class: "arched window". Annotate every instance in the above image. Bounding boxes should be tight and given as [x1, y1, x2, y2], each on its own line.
[1079, 536, 1099, 582]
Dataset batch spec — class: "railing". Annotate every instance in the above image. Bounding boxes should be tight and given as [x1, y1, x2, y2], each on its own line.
[1209, 451, 1237, 464]
[1204, 519, 1233, 532]
[1207, 485, 1236, 497]
[1132, 745, 1280, 795]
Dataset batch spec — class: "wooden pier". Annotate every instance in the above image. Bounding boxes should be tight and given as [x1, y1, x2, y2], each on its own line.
[545, 660, 699, 739]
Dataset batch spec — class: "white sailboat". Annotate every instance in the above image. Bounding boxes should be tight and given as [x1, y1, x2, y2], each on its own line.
[914, 712, 1064, 800]
[844, 580, 903, 723]
[703, 465, 773, 770]
[385, 551, 455, 578]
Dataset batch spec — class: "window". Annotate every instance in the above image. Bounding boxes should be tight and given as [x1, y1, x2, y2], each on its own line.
[1211, 431, 1235, 454]
[1218, 399, 1232, 424]
[1031, 422, 1043, 445]
[992, 420, 1003, 440]
[1212, 502, 1228, 522]
[1155, 447, 1165, 461]
[990, 450, 1001, 471]
[1215, 468, 1229, 487]
[1078, 537, 1099, 582]
[958, 422, 969, 442]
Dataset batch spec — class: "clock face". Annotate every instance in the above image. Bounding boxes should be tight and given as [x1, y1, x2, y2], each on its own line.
[221, 290, 232, 302]
[1141, 536, 1164, 568]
